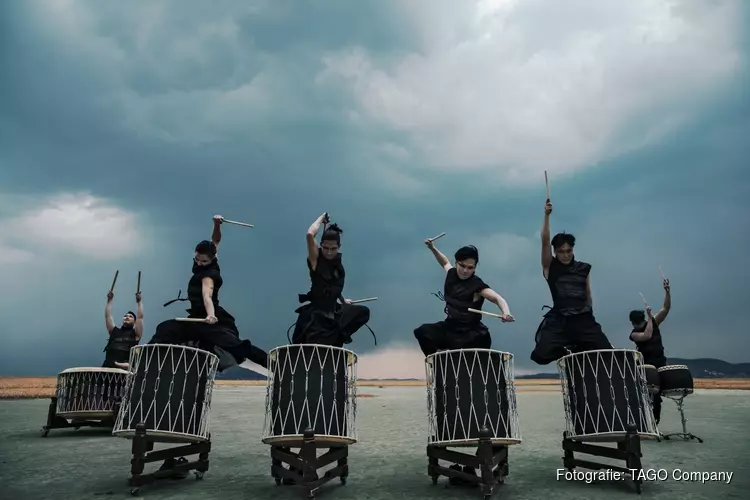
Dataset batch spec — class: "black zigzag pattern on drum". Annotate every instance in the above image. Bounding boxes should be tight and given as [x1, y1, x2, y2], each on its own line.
[114, 345, 220, 442]
[558, 350, 657, 438]
[264, 345, 356, 440]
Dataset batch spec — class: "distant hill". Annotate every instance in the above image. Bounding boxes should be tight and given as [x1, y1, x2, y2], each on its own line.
[212, 359, 750, 381]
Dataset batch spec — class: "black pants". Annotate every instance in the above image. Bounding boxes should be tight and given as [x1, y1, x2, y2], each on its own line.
[149, 319, 268, 369]
[644, 356, 667, 424]
[530, 310, 612, 365]
[414, 320, 491, 357]
[292, 303, 370, 347]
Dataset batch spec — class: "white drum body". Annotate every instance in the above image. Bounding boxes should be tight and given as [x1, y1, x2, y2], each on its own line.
[557, 349, 659, 441]
[55, 367, 129, 420]
[262, 344, 358, 446]
[113, 344, 219, 443]
[425, 348, 521, 447]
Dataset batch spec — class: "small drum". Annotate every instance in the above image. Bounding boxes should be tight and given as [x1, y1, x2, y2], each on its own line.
[642, 364, 661, 395]
[112, 344, 219, 443]
[557, 349, 658, 441]
[262, 344, 358, 446]
[55, 367, 129, 420]
[657, 365, 694, 397]
[425, 349, 521, 446]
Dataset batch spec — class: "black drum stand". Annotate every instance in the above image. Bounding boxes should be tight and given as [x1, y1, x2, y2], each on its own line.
[41, 397, 118, 437]
[127, 423, 211, 496]
[661, 392, 703, 443]
[562, 424, 644, 494]
[427, 427, 508, 500]
[270, 428, 349, 499]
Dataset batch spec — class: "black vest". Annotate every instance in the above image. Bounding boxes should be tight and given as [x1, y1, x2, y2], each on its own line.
[443, 268, 489, 323]
[103, 326, 138, 366]
[300, 253, 345, 310]
[187, 260, 224, 317]
[547, 258, 592, 315]
[631, 321, 665, 363]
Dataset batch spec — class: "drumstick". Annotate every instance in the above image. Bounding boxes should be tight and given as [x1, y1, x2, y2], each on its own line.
[428, 232, 446, 243]
[175, 317, 209, 323]
[544, 170, 550, 201]
[468, 307, 504, 319]
[658, 265, 666, 280]
[110, 270, 119, 292]
[639, 292, 649, 308]
[221, 218, 254, 228]
[136, 271, 141, 294]
[350, 297, 378, 304]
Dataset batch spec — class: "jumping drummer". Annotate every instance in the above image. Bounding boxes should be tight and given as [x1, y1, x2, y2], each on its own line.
[414, 240, 514, 357]
[530, 199, 613, 365]
[629, 277, 671, 424]
[147, 215, 269, 371]
[103, 289, 143, 369]
[290, 212, 374, 347]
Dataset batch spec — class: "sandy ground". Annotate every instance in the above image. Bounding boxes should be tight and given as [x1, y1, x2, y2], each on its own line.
[0, 386, 747, 500]
[2, 376, 749, 399]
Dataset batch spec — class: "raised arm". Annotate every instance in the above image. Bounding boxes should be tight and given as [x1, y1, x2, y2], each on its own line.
[541, 201, 553, 278]
[630, 307, 654, 342]
[134, 291, 144, 341]
[306, 212, 329, 270]
[211, 215, 223, 252]
[202, 277, 217, 321]
[653, 278, 671, 325]
[425, 239, 452, 271]
[479, 288, 515, 321]
[105, 291, 115, 334]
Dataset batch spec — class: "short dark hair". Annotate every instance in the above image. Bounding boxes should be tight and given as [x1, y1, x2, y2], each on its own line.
[321, 223, 343, 244]
[629, 310, 645, 323]
[195, 240, 217, 257]
[551, 232, 575, 249]
[455, 245, 479, 264]
[126, 310, 136, 319]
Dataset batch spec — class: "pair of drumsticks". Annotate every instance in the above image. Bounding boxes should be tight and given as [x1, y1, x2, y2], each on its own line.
[639, 265, 669, 312]
[109, 270, 141, 296]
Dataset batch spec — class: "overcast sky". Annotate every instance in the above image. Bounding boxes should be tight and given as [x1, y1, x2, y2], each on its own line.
[1, 0, 748, 377]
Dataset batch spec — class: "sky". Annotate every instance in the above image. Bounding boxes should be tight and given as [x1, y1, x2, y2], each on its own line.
[1, 0, 748, 378]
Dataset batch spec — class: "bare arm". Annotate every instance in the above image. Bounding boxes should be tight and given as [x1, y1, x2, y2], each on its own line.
[630, 308, 654, 342]
[134, 292, 144, 341]
[211, 215, 223, 251]
[653, 280, 671, 325]
[105, 292, 115, 334]
[201, 277, 216, 318]
[479, 288, 511, 316]
[306, 213, 328, 271]
[586, 274, 592, 308]
[541, 202, 553, 278]
[425, 240, 452, 271]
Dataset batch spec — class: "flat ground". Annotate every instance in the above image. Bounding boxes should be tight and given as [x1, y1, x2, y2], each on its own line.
[1, 385, 748, 500]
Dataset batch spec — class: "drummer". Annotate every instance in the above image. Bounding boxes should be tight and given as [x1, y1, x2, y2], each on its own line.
[414, 241, 514, 357]
[629, 277, 671, 424]
[103, 289, 143, 369]
[290, 213, 374, 347]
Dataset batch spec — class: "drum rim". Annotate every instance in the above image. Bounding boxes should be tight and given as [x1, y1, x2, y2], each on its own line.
[112, 428, 210, 443]
[557, 348, 643, 365]
[657, 364, 690, 371]
[566, 431, 661, 442]
[262, 434, 357, 446]
[425, 348, 515, 362]
[268, 343, 359, 362]
[131, 343, 220, 362]
[57, 410, 117, 419]
[58, 367, 130, 375]
[428, 437, 522, 447]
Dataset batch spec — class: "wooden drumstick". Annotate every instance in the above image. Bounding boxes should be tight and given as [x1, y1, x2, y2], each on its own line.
[658, 265, 666, 280]
[175, 317, 209, 323]
[544, 170, 550, 201]
[350, 297, 378, 304]
[468, 307, 504, 319]
[136, 271, 141, 294]
[639, 292, 649, 308]
[221, 217, 254, 228]
[428, 232, 446, 243]
[110, 270, 119, 292]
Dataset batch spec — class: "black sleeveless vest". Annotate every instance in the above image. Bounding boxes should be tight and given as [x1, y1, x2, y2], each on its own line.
[547, 258, 592, 315]
[443, 268, 489, 323]
[631, 321, 665, 363]
[103, 326, 138, 366]
[187, 260, 224, 317]
[299, 253, 345, 311]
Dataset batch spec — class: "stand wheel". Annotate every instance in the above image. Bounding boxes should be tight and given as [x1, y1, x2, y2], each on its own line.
[431, 475, 438, 485]
[41, 428, 49, 437]
[697, 437, 704, 443]
[340, 476, 347, 485]
[195, 471, 204, 480]
[130, 488, 139, 496]
[662, 435, 671, 440]
[74, 426, 80, 431]
[484, 495, 492, 500]
[635, 480, 642, 494]
[274, 477, 281, 485]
